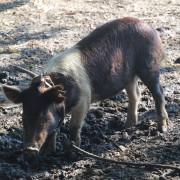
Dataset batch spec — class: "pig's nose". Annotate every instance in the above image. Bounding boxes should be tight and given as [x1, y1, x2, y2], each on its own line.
[24, 143, 39, 155]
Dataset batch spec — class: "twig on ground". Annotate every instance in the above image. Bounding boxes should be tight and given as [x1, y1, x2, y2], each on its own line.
[0, 104, 20, 109]
[63, 136, 180, 171]
[11, 65, 37, 77]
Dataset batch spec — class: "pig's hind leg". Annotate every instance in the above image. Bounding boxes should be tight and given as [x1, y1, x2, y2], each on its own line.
[138, 69, 168, 132]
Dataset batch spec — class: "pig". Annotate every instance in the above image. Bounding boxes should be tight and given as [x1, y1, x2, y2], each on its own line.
[2, 17, 169, 155]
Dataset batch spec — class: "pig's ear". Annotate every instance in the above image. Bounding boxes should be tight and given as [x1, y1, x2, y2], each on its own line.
[43, 85, 66, 104]
[2, 85, 23, 103]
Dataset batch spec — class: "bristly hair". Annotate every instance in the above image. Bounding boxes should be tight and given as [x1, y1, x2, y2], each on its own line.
[43, 46, 92, 100]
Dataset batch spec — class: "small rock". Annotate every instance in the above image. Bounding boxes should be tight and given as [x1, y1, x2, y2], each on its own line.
[174, 90, 179, 94]
[43, 171, 50, 178]
[156, 27, 170, 32]
[174, 57, 180, 64]
[0, 78, 7, 84]
[10, 53, 21, 59]
[118, 145, 127, 152]
[2, 108, 8, 114]
[122, 131, 129, 138]
[44, 32, 52, 38]
[156, 27, 166, 32]
[9, 76, 16, 81]
[0, 72, 8, 79]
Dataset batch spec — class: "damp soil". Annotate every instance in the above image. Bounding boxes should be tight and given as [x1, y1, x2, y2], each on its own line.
[0, 0, 180, 179]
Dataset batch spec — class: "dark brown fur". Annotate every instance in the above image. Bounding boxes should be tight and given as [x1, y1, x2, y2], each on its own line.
[78, 17, 162, 100]
[48, 73, 81, 112]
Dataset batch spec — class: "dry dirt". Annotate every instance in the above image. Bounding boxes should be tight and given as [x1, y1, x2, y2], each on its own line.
[0, 0, 180, 179]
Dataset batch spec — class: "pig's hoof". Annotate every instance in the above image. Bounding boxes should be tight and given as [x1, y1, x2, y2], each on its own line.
[158, 125, 168, 133]
[157, 118, 168, 133]
[157, 122, 168, 133]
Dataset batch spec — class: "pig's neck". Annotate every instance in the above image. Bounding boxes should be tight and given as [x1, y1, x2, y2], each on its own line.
[48, 72, 81, 112]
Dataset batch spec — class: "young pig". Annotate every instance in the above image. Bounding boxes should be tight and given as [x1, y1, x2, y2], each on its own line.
[2, 17, 169, 155]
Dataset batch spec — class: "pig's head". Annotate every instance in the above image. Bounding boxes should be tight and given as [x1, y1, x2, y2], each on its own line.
[2, 75, 66, 155]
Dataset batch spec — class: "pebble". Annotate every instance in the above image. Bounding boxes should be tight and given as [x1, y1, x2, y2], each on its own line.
[0, 72, 8, 79]
[1, 78, 7, 83]
[10, 53, 21, 60]
[156, 27, 170, 32]
[0, 72, 20, 85]
[43, 171, 50, 178]
[122, 131, 129, 138]
[118, 145, 127, 152]
[156, 27, 166, 32]
[174, 57, 180, 64]
[174, 90, 179, 94]
[44, 33, 53, 38]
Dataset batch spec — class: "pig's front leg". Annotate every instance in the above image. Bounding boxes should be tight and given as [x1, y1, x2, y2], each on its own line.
[125, 76, 141, 128]
[69, 99, 90, 147]
[41, 132, 57, 155]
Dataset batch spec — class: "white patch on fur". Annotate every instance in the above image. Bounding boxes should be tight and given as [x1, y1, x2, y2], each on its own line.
[43, 45, 92, 104]
[43, 46, 92, 142]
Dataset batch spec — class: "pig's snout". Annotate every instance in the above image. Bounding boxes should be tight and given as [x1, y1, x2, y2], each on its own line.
[24, 143, 40, 155]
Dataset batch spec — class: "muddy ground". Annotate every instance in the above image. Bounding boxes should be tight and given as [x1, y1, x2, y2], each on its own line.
[0, 0, 180, 179]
